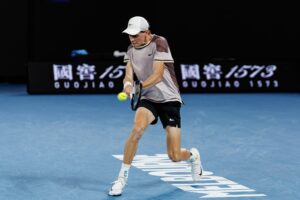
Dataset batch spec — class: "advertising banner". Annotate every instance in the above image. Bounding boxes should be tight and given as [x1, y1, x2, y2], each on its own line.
[178, 62, 299, 92]
[27, 61, 299, 94]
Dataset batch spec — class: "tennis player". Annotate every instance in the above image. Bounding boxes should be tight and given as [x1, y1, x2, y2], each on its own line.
[108, 16, 203, 196]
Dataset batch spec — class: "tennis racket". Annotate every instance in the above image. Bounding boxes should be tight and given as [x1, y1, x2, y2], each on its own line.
[130, 80, 142, 111]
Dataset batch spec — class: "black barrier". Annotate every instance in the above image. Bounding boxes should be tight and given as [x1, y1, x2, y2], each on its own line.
[178, 61, 300, 93]
[27, 62, 125, 94]
[27, 61, 300, 94]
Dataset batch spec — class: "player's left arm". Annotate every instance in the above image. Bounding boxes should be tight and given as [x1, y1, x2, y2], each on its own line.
[142, 61, 164, 89]
[123, 61, 134, 95]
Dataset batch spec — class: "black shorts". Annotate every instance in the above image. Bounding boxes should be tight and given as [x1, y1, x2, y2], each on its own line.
[138, 99, 181, 129]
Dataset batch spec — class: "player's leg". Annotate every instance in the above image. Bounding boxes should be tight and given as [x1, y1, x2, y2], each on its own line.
[165, 126, 203, 181]
[123, 107, 155, 164]
[109, 107, 155, 196]
[162, 102, 203, 181]
[161, 102, 190, 161]
[165, 126, 190, 161]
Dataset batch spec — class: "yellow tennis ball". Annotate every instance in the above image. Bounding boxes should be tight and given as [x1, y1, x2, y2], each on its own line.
[117, 92, 128, 101]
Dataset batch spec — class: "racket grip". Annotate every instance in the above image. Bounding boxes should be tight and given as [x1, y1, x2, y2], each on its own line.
[136, 80, 143, 89]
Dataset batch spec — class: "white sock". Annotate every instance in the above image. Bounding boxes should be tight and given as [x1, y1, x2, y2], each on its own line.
[118, 163, 131, 180]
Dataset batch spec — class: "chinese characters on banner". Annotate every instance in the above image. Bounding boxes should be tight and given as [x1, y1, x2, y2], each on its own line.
[27, 61, 298, 94]
[180, 63, 279, 92]
[52, 63, 125, 90]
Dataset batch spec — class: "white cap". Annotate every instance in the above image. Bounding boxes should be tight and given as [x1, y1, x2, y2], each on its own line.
[122, 16, 149, 35]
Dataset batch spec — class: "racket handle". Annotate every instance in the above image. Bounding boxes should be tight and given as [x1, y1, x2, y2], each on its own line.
[136, 80, 143, 89]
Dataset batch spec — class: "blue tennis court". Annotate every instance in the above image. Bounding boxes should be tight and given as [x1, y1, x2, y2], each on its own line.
[1, 83, 299, 200]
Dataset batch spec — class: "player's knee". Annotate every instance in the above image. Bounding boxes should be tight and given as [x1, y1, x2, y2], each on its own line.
[131, 126, 145, 142]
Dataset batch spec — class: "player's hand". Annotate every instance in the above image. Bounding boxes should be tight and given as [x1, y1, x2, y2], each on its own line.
[123, 85, 132, 97]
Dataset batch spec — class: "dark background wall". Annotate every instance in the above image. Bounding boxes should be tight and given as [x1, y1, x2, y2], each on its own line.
[1, 0, 299, 82]
[28, 1, 300, 62]
[0, 1, 28, 82]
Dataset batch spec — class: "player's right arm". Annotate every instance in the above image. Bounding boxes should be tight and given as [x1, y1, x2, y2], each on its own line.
[123, 61, 134, 96]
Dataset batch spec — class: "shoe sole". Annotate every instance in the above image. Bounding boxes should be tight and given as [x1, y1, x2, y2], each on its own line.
[108, 191, 122, 196]
[108, 193, 122, 196]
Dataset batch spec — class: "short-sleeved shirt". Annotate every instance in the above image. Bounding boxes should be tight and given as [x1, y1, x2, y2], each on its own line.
[124, 34, 182, 104]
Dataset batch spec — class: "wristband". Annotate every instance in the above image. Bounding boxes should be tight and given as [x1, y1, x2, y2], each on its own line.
[123, 81, 132, 89]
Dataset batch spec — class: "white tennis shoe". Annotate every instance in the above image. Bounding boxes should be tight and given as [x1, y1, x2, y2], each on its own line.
[190, 148, 203, 181]
[108, 177, 127, 196]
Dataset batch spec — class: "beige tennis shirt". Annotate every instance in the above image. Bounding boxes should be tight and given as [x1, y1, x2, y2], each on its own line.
[124, 34, 182, 104]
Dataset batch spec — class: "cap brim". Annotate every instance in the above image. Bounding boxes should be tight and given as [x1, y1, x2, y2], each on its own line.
[122, 28, 140, 35]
